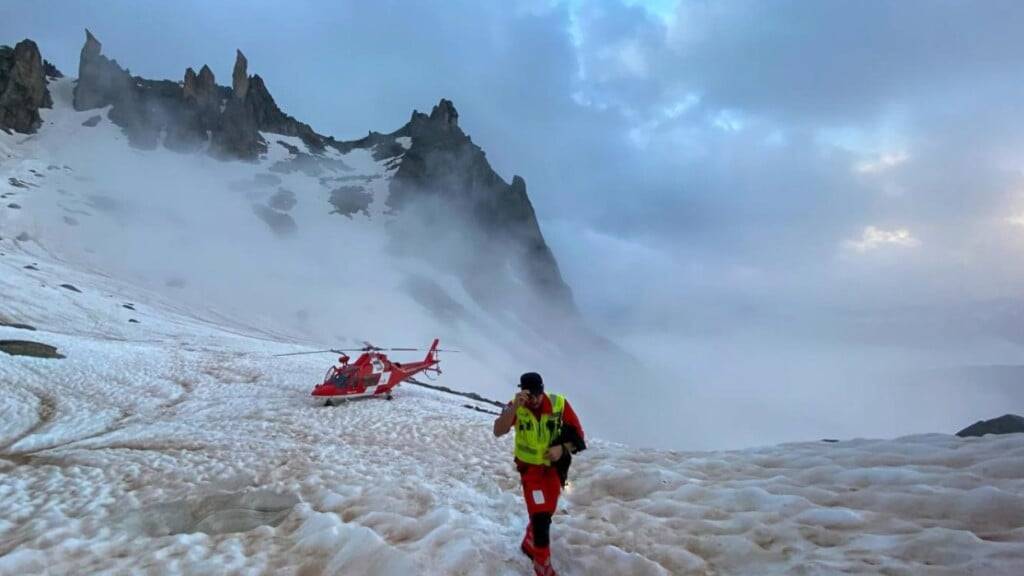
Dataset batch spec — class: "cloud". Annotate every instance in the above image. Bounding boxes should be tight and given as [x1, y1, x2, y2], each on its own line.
[844, 226, 920, 253]
[854, 151, 909, 174]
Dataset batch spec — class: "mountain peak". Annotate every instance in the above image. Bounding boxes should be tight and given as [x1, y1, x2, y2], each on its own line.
[429, 98, 458, 129]
[82, 29, 101, 59]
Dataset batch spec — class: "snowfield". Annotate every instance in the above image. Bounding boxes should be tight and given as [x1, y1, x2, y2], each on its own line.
[2, 246, 1023, 575]
[1, 79, 1023, 575]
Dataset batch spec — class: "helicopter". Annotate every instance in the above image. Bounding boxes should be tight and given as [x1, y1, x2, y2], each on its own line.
[276, 339, 448, 406]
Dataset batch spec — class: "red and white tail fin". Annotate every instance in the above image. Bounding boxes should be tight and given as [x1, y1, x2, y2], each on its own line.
[426, 338, 440, 365]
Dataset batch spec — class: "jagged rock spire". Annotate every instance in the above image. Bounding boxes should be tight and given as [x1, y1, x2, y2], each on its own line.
[81, 29, 101, 62]
[0, 39, 52, 133]
[198, 64, 215, 86]
[232, 50, 249, 100]
[73, 29, 132, 111]
[429, 99, 459, 129]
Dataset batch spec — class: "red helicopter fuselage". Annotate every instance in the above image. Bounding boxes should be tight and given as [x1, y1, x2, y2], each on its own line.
[311, 339, 440, 404]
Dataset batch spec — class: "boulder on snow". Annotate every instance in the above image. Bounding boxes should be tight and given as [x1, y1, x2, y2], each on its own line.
[956, 414, 1024, 438]
[0, 315, 36, 331]
[0, 339, 65, 358]
[0, 39, 52, 134]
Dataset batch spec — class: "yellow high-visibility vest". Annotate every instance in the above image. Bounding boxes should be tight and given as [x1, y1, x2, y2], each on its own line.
[514, 393, 565, 465]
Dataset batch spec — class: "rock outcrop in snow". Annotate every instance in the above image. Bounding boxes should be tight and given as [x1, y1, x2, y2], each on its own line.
[0, 39, 52, 134]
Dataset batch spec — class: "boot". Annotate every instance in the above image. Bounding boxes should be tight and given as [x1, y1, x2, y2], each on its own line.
[532, 546, 557, 576]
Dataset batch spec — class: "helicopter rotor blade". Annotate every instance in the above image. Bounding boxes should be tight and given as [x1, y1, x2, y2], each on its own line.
[273, 349, 339, 357]
[276, 343, 463, 356]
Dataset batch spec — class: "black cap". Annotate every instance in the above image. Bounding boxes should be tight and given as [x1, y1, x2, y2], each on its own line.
[519, 372, 544, 394]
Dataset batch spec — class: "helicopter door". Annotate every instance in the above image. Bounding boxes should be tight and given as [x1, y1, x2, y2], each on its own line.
[370, 358, 388, 388]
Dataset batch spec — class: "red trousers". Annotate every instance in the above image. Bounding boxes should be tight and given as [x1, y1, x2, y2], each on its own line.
[519, 463, 561, 571]
[519, 463, 562, 515]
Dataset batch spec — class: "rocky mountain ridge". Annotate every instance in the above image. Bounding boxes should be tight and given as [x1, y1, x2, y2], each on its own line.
[0, 30, 576, 318]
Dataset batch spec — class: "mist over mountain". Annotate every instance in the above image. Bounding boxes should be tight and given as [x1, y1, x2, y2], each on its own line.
[0, 29, 652, 447]
[61, 29, 576, 326]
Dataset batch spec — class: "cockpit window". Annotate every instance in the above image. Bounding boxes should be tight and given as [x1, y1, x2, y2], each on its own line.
[329, 369, 353, 387]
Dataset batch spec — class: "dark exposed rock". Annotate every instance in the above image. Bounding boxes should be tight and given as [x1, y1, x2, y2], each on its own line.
[268, 188, 296, 212]
[7, 203, 20, 209]
[213, 50, 264, 159]
[0, 322, 35, 331]
[63, 216, 79, 226]
[0, 39, 52, 134]
[166, 65, 221, 151]
[462, 404, 501, 416]
[74, 29, 132, 111]
[71, 32, 320, 159]
[957, 414, 1024, 437]
[328, 185, 372, 218]
[43, 59, 62, 79]
[122, 303, 135, 310]
[59, 283, 81, 293]
[276, 139, 300, 155]
[8, 177, 32, 188]
[382, 99, 575, 312]
[232, 50, 249, 100]
[128, 318, 139, 324]
[74, 36, 186, 149]
[81, 114, 101, 127]
[270, 152, 350, 176]
[0, 340, 65, 358]
[0, 315, 36, 331]
[246, 75, 324, 151]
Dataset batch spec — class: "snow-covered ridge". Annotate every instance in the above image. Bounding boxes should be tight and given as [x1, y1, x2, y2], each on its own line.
[1, 238, 1023, 574]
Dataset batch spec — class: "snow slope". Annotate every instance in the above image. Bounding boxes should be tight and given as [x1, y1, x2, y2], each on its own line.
[2, 241, 1023, 575]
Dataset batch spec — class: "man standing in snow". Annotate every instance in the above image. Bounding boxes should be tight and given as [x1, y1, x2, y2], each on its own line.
[493, 372, 586, 576]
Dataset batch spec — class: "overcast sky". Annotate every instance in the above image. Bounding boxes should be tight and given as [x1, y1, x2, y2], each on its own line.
[4, 0, 1023, 442]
